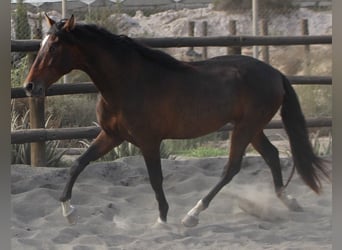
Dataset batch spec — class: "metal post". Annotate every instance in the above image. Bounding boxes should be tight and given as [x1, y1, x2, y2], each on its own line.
[62, 0, 67, 18]
[252, 0, 259, 58]
[62, 0, 69, 84]
[173, 0, 181, 10]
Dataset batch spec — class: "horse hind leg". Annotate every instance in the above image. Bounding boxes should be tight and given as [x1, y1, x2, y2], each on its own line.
[182, 122, 257, 227]
[251, 132, 303, 211]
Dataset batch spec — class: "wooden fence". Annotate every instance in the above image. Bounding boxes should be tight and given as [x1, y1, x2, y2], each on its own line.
[11, 25, 332, 166]
[11, 35, 331, 52]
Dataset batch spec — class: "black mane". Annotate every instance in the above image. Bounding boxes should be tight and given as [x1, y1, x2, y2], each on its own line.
[49, 21, 189, 70]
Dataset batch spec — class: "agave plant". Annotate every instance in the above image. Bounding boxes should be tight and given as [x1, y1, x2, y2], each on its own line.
[11, 103, 31, 164]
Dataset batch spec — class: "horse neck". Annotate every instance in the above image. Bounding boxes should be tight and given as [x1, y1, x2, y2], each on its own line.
[78, 42, 137, 95]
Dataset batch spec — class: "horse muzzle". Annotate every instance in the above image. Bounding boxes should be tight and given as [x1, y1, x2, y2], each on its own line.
[24, 82, 45, 97]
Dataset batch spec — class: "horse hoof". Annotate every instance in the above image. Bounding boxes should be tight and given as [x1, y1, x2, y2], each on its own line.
[181, 214, 199, 227]
[152, 217, 171, 230]
[279, 192, 304, 212]
[288, 198, 304, 212]
[65, 208, 78, 225]
[152, 217, 166, 227]
[61, 201, 77, 225]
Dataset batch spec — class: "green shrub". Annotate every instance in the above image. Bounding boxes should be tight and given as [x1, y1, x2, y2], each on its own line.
[176, 146, 227, 158]
[163, 132, 227, 157]
[294, 85, 332, 118]
[11, 56, 29, 87]
[11, 106, 30, 164]
[15, 0, 30, 40]
[46, 94, 97, 129]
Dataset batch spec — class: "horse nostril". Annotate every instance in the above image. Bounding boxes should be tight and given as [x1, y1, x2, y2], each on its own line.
[25, 82, 34, 92]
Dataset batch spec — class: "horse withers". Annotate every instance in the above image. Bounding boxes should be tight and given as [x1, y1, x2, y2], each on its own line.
[23, 14, 330, 227]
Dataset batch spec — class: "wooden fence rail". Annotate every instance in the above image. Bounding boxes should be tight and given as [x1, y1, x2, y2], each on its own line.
[11, 117, 332, 144]
[11, 35, 332, 52]
[10, 76, 332, 99]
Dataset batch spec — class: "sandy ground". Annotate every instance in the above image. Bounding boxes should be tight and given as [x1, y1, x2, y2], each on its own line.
[11, 156, 331, 250]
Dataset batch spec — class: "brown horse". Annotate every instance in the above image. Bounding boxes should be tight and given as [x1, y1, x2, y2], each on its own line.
[24, 14, 329, 227]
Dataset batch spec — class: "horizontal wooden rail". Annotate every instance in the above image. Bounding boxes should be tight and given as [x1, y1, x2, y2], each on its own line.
[11, 35, 332, 52]
[11, 117, 331, 144]
[139, 35, 332, 48]
[11, 76, 332, 99]
[12, 126, 101, 144]
[11, 82, 97, 99]
[219, 117, 332, 132]
[287, 75, 332, 85]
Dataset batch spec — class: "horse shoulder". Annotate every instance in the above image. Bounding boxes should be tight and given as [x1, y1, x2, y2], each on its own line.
[95, 97, 122, 134]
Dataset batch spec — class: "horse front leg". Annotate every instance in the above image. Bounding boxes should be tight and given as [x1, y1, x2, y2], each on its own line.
[141, 144, 169, 224]
[60, 130, 123, 224]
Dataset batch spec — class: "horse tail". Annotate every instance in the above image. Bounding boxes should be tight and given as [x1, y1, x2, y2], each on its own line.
[280, 75, 330, 194]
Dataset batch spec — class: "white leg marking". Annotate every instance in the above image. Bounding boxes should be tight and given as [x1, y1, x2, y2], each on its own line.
[182, 200, 205, 227]
[278, 190, 303, 212]
[61, 200, 78, 225]
[157, 217, 166, 225]
[152, 216, 172, 229]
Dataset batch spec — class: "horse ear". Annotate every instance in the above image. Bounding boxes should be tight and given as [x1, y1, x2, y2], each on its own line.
[44, 13, 55, 27]
[62, 14, 76, 32]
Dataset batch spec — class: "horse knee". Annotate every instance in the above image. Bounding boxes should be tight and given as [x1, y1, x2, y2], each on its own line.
[266, 146, 280, 162]
[257, 139, 279, 161]
[69, 158, 89, 177]
[221, 165, 241, 184]
[69, 160, 81, 176]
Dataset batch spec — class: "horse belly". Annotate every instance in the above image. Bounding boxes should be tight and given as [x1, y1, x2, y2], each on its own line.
[164, 99, 233, 139]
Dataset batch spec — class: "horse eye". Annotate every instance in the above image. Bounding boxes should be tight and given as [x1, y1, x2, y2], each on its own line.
[49, 45, 56, 53]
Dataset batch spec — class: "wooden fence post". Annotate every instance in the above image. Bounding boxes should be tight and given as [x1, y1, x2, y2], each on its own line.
[301, 19, 310, 74]
[188, 21, 195, 51]
[227, 20, 241, 55]
[201, 21, 208, 60]
[28, 20, 46, 167]
[260, 19, 269, 63]
[28, 96, 46, 166]
[186, 21, 202, 61]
